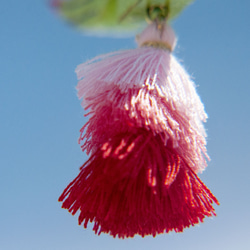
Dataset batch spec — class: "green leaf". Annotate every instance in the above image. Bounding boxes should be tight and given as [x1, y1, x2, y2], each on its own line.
[54, 0, 194, 33]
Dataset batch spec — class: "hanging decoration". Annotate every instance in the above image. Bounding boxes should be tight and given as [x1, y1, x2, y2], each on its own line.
[53, 0, 219, 238]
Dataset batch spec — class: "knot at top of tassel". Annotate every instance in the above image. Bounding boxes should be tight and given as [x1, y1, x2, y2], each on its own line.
[136, 21, 176, 52]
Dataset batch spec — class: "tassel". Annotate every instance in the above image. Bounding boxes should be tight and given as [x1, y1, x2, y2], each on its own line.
[59, 21, 219, 238]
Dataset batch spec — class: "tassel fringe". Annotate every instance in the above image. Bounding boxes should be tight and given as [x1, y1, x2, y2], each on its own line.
[76, 47, 207, 125]
[79, 85, 208, 173]
[59, 127, 219, 238]
[59, 21, 219, 238]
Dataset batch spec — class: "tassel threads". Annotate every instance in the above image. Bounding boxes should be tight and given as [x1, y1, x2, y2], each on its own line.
[78, 85, 208, 173]
[59, 127, 219, 238]
[59, 21, 219, 237]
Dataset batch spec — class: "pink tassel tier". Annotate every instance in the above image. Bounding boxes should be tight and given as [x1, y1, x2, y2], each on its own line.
[59, 21, 219, 238]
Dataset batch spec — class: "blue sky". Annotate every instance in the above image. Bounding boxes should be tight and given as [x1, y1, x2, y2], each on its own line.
[1, 0, 250, 249]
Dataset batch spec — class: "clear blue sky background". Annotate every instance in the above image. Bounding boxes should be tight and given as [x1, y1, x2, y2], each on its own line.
[1, 0, 250, 249]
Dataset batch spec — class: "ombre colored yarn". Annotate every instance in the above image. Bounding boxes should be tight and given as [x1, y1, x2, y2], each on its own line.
[78, 85, 207, 173]
[76, 22, 208, 173]
[59, 21, 219, 238]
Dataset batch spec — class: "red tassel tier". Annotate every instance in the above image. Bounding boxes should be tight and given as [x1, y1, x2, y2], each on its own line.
[59, 125, 218, 238]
